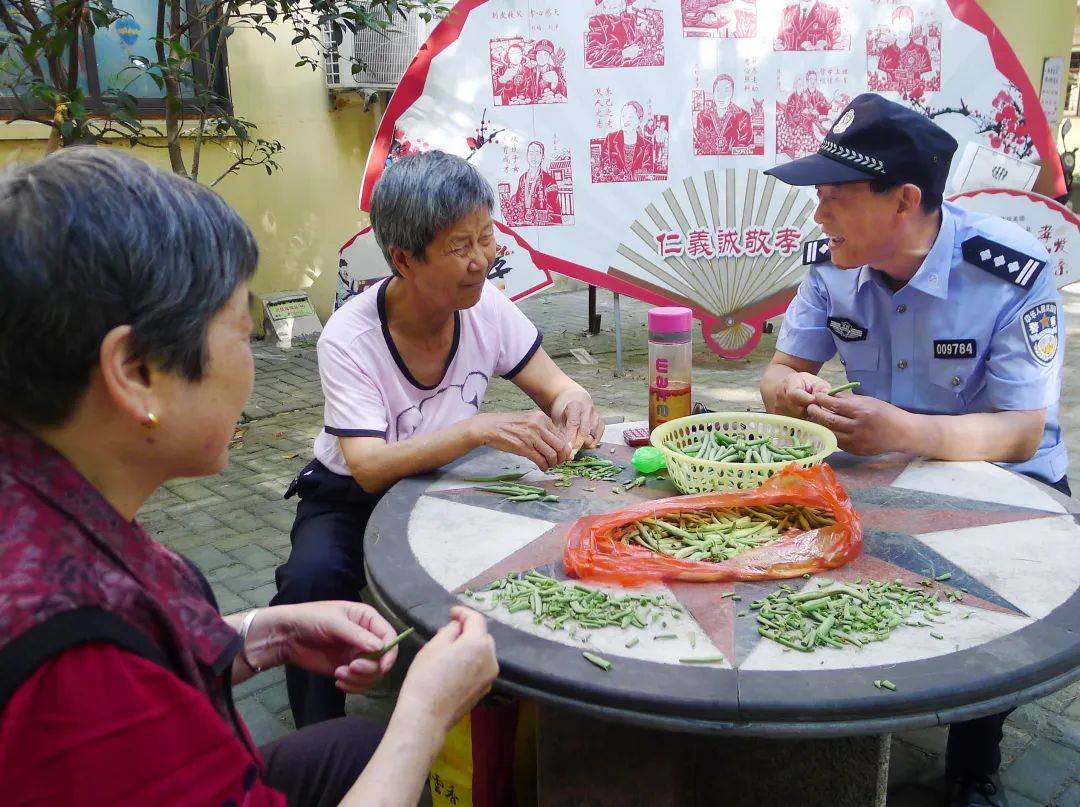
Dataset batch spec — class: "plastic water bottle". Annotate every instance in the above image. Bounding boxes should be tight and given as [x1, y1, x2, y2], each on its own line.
[648, 307, 693, 432]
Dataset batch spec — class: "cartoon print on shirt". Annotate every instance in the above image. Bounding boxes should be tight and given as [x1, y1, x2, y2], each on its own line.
[394, 371, 491, 440]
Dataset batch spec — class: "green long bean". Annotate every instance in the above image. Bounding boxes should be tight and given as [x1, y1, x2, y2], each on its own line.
[679, 655, 726, 664]
[827, 381, 861, 396]
[358, 627, 415, 660]
[477, 482, 559, 504]
[613, 504, 836, 564]
[664, 432, 819, 465]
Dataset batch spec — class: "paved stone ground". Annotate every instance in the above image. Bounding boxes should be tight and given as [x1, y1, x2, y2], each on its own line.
[139, 287, 1080, 805]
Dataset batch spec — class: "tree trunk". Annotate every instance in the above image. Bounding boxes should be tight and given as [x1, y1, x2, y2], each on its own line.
[159, 0, 189, 176]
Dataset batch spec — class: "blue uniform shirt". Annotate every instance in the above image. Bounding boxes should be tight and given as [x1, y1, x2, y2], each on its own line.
[777, 201, 1066, 484]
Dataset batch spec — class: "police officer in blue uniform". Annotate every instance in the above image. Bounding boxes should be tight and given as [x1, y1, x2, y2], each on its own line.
[760, 93, 1067, 807]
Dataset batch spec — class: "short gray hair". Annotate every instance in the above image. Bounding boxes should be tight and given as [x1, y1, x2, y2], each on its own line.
[369, 150, 495, 273]
[0, 146, 258, 427]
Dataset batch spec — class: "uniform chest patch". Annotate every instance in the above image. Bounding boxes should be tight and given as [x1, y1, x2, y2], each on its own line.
[933, 340, 977, 359]
[827, 317, 867, 342]
[1022, 302, 1059, 366]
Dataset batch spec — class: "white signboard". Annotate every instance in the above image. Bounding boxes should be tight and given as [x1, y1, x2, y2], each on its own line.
[951, 141, 1040, 193]
[1040, 56, 1065, 131]
[343, 0, 1063, 358]
[949, 188, 1080, 287]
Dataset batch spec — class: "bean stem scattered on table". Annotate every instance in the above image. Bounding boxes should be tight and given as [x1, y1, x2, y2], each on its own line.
[751, 579, 949, 653]
[552, 455, 623, 485]
[582, 651, 612, 672]
[466, 570, 682, 635]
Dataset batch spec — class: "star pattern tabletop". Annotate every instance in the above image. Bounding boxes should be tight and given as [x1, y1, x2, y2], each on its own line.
[403, 436, 1080, 674]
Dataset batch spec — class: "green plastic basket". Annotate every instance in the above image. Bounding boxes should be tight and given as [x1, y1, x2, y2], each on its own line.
[650, 412, 838, 494]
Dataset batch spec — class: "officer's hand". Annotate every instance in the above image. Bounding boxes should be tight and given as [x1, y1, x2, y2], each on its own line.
[806, 392, 908, 456]
[775, 372, 832, 419]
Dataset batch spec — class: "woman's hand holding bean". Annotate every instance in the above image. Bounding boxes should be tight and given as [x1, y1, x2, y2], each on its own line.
[249, 602, 399, 692]
[395, 607, 499, 734]
[472, 411, 573, 470]
[550, 388, 603, 453]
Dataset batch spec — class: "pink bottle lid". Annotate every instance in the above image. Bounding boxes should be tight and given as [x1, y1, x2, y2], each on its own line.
[648, 306, 692, 334]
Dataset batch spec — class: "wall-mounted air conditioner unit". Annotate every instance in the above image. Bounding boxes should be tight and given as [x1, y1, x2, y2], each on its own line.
[322, 13, 430, 93]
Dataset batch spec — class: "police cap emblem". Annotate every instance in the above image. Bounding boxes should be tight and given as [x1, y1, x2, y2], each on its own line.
[833, 109, 855, 134]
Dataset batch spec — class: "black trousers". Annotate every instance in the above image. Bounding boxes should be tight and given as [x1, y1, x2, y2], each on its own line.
[261, 716, 384, 806]
[270, 460, 383, 728]
[946, 472, 1070, 777]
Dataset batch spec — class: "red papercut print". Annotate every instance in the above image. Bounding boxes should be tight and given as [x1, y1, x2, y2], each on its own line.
[681, 0, 756, 39]
[774, 0, 849, 51]
[590, 103, 669, 183]
[692, 75, 765, 156]
[490, 37, 568, 106]
[909, 85, 1033, 159]
[867, 6, 941, 95]
[776, 69, 851, 159]
[385, 127, 430, 167]
[499, 140, 575, 227]
[585, 0, 664, 68]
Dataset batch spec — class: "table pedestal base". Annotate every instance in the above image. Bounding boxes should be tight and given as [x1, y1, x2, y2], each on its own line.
[537, 707, 890, 807]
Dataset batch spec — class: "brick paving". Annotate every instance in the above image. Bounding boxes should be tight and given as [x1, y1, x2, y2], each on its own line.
[138, 286, 1080, 804]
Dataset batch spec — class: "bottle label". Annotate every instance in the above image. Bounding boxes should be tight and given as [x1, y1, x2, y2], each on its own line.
[654, 358, 669, 418]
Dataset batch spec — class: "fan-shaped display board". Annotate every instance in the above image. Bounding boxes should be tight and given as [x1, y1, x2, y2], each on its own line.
[340, 0, 1062, 358]
[948, 188, 1080, 288]
[365, 422, 1080, 733]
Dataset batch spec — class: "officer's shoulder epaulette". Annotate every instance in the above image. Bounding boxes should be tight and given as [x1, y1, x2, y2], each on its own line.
[802, 237, 832, 266]
[960, 234, 1046, 291]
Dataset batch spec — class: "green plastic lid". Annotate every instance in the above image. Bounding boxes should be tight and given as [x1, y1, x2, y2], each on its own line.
[632, 446, 667, 474]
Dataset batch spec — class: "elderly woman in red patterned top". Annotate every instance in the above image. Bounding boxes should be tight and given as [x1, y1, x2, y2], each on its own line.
[0, 147, 497, 806]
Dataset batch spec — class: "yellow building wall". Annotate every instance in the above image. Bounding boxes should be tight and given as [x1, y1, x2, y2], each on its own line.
[979, 0, 1075, 190]
[980, 0, 1075, 93]
[0, 0, 1075, 324]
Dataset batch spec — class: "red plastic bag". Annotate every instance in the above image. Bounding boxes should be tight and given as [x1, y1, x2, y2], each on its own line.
[563, 464, 861, 586]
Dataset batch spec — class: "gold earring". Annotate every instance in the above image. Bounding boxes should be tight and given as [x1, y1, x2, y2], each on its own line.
[142, 413, 159, 430]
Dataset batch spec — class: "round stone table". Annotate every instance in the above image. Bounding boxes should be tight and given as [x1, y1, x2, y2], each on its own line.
[364, 422, 1080, 806]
